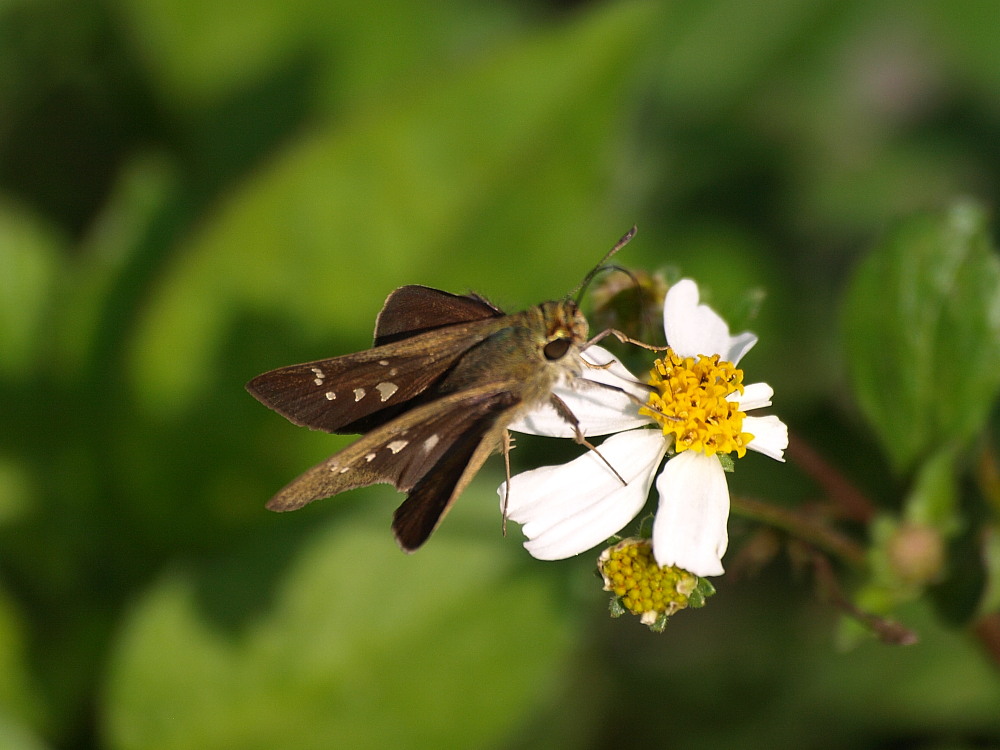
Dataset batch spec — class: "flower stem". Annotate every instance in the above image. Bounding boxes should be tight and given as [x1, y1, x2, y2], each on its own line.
[730, 494, 867, 569]
[785, 431, 876, 523]
[808, 546, 918, 645]
[975, 436, 1000, 514]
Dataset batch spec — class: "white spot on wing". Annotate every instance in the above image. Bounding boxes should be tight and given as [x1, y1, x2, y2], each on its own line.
[364, 453, 376, 462]
[387, 440, 408, 454]
[378, 359, 390, 366]
[376, 382, 398, 402]
[353, 388, 366, 402]
[311, 367, 326, 386]
[422, 435, 440, 453]
[325, 391, 336, 400]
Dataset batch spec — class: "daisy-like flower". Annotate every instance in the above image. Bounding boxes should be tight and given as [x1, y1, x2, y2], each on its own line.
[501, 279, 788, 577]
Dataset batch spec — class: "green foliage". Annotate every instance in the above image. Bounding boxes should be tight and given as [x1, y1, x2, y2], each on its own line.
[843, 202, 1000, 633]
[127, 0, 658, 412]
[2, 0, 1000, 748]
[104, 518, 575, 750]
[843, 202, 1000, 475]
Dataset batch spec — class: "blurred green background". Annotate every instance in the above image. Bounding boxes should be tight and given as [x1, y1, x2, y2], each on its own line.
[3, 0, 1000, 748]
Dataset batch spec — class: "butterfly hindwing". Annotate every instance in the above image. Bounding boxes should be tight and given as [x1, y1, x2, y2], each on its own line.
[265, 384, 522, 547]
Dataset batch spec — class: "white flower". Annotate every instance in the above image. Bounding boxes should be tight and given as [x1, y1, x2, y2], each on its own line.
[501, 279, 788, 577]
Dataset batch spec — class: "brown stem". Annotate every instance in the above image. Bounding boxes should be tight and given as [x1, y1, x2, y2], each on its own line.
[971, 439, 1000, 669]
[975, 437, 1000, 512]
[730, 494, 868, 569]
[972, 613, 1000, 669]
[809, 546, 919, 646]
[786, 431, 877, 523]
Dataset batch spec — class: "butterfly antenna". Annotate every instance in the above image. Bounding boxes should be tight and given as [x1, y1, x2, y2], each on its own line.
[571, 225, 637, 304]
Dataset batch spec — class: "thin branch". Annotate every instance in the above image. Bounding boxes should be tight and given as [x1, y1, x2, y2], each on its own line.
[809, 545, 919, 646]
[730, 494, 868, 569]
[786, 431, 877, 523]
[972, 613, 1000, 670]
[974, 436, 1000, 512]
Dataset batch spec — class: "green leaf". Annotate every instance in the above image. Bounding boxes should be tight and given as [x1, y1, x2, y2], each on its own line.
[0, 714, 49, 750]
[55, 154, 179, 374]
[114, 0, 513, 112]
[904, 446, 960, 533]
[0, 587, 47, 744]
[112, 0, 315, 109]
[0, 200, 63, 377]
[978, 524, 1000, 616]
[654, 0, 832, 115]
[103, 517, 577, 750]
[842, 201, 1000, 473]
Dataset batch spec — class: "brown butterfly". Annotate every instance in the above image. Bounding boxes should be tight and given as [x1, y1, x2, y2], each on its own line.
[247, 228, 640, 551]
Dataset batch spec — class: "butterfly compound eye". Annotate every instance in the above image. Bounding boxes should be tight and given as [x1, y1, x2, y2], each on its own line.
[543, 337, 572, 361]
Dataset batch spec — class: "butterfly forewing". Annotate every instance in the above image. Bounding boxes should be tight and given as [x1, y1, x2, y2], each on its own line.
[373, 285, 503, 346]
[246, 312, 508, 434]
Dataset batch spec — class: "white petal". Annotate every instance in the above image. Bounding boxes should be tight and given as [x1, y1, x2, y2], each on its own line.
[663, 279, 758, 364]
[724, 333, 758, 367]
[581, 344, 642, 381]
[652, 451, 730, 577]
[743, 415, 788, 461]
[508, 346, 651, 437]
[731, 381, 773, 411]
[500, 430, 666, 560]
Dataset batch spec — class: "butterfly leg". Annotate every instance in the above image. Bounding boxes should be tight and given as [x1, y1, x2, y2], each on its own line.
[501, 429, 514, 536]
[548, 393, 626, 485]
[583, 327, 669, 352]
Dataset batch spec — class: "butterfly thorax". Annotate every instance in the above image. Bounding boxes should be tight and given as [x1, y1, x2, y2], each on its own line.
[436, 299, 588, 405]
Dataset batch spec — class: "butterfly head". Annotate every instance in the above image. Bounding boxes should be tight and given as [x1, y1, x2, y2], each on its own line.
[538, 299, 589, 362]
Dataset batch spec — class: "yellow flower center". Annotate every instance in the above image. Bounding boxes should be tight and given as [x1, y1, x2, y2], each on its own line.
[598, 539, 699, 626]
[640, 349, 754, 458]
